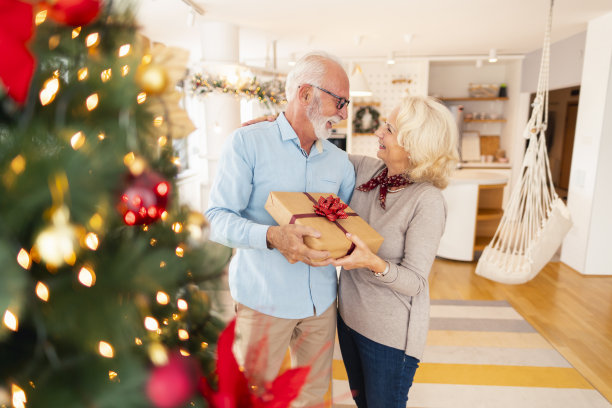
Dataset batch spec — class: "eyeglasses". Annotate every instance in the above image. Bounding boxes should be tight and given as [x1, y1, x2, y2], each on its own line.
[306, 84, 350, 110]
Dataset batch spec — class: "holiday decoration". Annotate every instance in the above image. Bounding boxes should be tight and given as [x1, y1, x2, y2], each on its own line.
[0, 3, 232, 406]
[146, 352, 200, 408]
[47, 0, 102, 26]
[33, 206, 80, 268]
[140, 41, 196, 139]
[186, 72, 286, 109]
[199, 319, 310, 408]
[353, 105, 381, 134]
[0, 0, 36, 104]
[137, 63, 169, 95]
[118, 170, 171, 226]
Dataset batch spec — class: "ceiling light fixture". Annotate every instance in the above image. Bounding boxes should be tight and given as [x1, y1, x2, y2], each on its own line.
[349, 65, 372, 97]
[180, 0, 205, 15]
[187, 9, 195, 27]
[387, 52, 396, 65]
[488, 48, 498, 63]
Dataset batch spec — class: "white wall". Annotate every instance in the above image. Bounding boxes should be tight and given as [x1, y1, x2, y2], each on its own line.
[521, 32, 586, 92]
[561, 12, 612, 275]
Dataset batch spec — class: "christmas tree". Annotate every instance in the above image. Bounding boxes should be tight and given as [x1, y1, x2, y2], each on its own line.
[0, 1, 233, 407]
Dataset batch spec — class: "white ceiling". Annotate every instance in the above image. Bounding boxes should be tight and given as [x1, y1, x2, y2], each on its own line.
[136, 0, 612, 70]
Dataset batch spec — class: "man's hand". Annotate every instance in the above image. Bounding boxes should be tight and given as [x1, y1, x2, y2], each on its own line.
[241, 114, 278, 127]
[267, 225, 331, 266]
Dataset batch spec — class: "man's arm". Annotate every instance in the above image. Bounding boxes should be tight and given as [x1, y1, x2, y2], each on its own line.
[205, 130, 268, 250]
[337, 154, 357, 205]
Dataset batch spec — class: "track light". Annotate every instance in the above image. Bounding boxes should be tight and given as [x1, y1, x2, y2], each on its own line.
[387, 52, 396, 65]
[187, 9, 195, 27]
[488, 48, 498, 63]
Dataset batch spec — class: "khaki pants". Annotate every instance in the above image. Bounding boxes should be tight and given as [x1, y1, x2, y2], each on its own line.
[233, 302, 336, 408]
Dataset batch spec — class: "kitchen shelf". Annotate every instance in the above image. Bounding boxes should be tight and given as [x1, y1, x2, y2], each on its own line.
[476, 208, 504, 221]
[441, 97, 508, 101]
[474, 236, 492, 251]
[464, 119, 507, 123]
[473, 183, 505, 254]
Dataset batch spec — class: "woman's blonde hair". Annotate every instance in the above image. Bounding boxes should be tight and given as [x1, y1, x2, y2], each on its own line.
[395, 95, 460, 189]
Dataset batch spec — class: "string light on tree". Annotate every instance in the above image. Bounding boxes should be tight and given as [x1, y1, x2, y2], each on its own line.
[17, 249, 31, 270]
[35, 282, 50, 302]
[39, 77, 60, 106]
[3, 310, 18, 331]
[98, 341, 114, 358]
[78, 266, 96, 287]
[11, 384, 26, 408]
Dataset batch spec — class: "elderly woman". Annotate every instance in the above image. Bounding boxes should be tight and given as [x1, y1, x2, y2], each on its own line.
[331, 95, 459, 407]
[242, 94, 458, 407]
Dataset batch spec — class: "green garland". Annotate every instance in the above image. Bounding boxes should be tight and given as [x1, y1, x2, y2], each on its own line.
[186, 73, 286, 108]
[353, 105, 381, 134]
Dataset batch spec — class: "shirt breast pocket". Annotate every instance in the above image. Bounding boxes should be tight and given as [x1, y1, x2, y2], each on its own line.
[316, 177, 339, 194]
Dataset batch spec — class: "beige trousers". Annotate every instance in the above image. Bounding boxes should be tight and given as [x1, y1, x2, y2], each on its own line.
[233, 302, 336, 408]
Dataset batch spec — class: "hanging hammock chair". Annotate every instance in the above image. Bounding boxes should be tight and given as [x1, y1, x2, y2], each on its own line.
[475, 0, 572, 284]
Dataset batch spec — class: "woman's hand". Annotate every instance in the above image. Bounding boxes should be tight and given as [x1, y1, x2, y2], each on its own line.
[332, 233, 387, 273]
[241, 114, 278, 127]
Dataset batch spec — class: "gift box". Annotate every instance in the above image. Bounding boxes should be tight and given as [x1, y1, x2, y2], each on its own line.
[265, 191, 384, 259]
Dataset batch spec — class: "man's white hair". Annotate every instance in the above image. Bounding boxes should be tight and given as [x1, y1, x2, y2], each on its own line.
[285, 51, 344, 102]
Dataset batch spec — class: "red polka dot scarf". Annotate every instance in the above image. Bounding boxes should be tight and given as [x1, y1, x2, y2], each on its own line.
[356, 167, 412, 209]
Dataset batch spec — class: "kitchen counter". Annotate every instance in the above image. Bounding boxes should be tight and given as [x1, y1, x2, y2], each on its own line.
[437, 169, 508, 261]
[460, 162, 512, 169]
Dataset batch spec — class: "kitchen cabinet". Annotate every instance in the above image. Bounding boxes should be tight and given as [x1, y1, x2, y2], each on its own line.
[437, 169, 508, 261]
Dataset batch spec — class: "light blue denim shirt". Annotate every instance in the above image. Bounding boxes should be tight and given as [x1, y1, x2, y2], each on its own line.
[206, 113, 355, 319]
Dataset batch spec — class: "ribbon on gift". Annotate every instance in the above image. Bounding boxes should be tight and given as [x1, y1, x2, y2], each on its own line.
[289, 193, 359, 256]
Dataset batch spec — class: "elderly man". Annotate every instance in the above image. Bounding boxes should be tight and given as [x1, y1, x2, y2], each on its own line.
[205, 52, 355, 406]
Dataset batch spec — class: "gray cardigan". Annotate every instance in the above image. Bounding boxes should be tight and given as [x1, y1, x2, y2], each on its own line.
[338, 155, 447, 360]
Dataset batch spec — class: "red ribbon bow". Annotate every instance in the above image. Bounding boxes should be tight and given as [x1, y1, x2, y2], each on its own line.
[313, 195, 349, 222]
[0, 0, 36, 104]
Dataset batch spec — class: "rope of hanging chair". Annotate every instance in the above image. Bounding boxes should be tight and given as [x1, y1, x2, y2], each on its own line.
[477, 0, 568, 280]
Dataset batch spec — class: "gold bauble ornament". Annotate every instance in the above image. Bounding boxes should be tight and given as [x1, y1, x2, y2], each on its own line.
[185, 211, 209, 245]
[136, 64, 168, 95]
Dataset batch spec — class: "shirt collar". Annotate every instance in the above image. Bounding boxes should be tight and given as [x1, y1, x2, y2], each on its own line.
[277, 112, 324, 155]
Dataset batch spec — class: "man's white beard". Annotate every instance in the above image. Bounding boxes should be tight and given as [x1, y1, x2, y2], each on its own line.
[307, 95, 341, 140]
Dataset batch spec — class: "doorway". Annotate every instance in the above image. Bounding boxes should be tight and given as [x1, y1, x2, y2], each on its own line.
[529, 86, 580, 200]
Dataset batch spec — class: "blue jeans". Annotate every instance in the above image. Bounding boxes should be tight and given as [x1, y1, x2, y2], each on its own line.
[337, 314, 419, 408]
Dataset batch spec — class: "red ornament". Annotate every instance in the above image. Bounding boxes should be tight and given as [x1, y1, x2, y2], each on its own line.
[0, 0, 36, 104]
[146, 352, 200, 408]
[117, 170, 170, 226]
[48, 0, 102, 26]
[199, 319, 310, 408]
[313, 195, 348, 222]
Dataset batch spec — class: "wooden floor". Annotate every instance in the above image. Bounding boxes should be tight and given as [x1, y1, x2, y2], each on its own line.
[429, 257, 612, 403]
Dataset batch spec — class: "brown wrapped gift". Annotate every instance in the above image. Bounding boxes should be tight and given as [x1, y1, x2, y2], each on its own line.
[265, 191, 384, 259]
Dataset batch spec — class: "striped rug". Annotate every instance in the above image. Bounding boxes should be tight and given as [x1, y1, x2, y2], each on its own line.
[331, 299, 611, 408]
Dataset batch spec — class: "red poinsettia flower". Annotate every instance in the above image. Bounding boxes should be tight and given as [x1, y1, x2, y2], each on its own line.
[0, 0, 36, 104]
[313, 195, 348, 222]
[199, 319, 310, 408]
